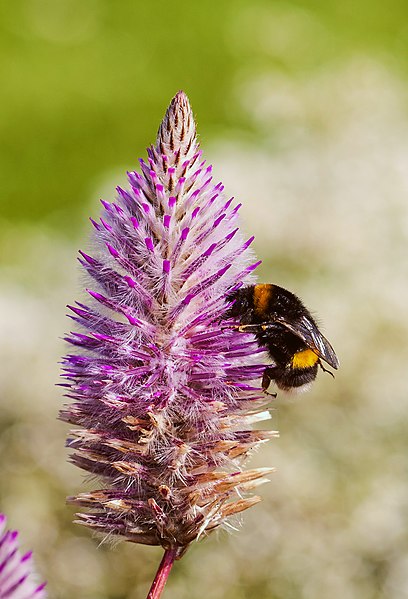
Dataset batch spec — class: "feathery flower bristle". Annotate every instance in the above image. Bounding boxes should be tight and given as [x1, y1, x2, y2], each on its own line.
[0, 514, 47, 598]
[61, 91, 275, 555]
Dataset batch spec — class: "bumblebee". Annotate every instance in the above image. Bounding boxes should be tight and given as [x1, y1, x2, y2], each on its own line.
[224, 283, 339, 394]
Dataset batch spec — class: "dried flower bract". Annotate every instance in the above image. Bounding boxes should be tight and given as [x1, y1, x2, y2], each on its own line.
[61, 92, 276, 556]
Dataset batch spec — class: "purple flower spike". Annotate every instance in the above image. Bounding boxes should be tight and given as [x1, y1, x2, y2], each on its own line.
[0, 514, 46, 598]
[61, 92, 276, 559]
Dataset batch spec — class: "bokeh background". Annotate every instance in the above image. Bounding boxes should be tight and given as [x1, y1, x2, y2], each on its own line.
[1, 1, 408, 598]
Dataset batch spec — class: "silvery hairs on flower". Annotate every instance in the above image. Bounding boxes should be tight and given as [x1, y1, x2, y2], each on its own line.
[0, 513, 46, 598]
[60, 91, 277, 556]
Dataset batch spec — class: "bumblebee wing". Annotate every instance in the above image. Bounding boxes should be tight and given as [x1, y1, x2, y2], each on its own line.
[275, 315, 339, 369]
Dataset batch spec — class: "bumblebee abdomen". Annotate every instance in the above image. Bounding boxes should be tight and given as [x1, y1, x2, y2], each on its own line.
[277, 365, 318, 391]
[291, 349, 319, 370]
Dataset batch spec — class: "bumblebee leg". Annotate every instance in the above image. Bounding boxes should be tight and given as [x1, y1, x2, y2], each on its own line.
[220, 323, 263, 333]
[238, 324, 263, 333]
[262, 368, 277, 397]
[318, 360, 335, 378]
[237, 323, 281, 333]
[231, 324, 266, 333]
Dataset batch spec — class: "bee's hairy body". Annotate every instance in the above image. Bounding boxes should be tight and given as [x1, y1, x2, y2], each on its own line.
[225, 283, 339, 393]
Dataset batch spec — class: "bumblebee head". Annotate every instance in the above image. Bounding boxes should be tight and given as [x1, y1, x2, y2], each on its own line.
[225, 286, 254, 320]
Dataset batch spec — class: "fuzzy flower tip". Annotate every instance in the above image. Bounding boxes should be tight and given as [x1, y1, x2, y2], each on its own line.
[0, 514, 46, 599]
[61, 91, 276, 555]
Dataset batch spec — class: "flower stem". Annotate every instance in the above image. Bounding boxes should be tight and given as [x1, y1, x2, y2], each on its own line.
[146, 547, 178, 599]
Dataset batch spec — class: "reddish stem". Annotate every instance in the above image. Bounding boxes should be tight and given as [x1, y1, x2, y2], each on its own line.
[146, 547, 178, 599]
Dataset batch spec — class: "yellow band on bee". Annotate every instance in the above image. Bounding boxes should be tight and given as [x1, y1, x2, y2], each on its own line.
[292, 349, 319, 369]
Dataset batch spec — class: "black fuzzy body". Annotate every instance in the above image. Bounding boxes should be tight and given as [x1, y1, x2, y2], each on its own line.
[224, 284, 338, 392]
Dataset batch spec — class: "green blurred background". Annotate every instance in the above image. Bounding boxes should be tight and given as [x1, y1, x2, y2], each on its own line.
[1, 1, 408, 597]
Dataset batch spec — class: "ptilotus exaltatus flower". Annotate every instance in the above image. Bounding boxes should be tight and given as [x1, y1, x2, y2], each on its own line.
[0, 513, 46, 598]
[60, 92, 277, 596]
